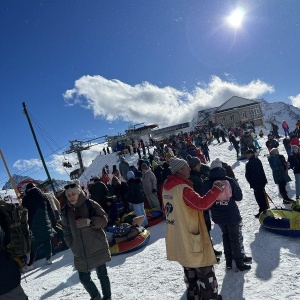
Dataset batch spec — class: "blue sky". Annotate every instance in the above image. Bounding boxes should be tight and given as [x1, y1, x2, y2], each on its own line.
[1, 0, 300, 186]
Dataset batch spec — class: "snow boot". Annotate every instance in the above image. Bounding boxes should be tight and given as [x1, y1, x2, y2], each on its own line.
[243, 256, 252, 263]
[226, 261, 232, 270]
[214, 249, 222, 257]
[236, 264, 251, 272]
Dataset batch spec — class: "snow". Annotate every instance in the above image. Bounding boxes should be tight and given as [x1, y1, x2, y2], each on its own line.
[18, 131, 300, 300]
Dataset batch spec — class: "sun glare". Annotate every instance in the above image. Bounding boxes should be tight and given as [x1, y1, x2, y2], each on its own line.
[227, 7, 245, 28]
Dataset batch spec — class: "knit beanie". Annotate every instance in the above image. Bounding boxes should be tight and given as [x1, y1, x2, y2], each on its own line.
[186, 155, 201, 170]
[25, 182, 37, 194]
[169, 157, 187, 174]
[127, 171, 135, 180]
[210, 158, 223, 169]
[64, 179, 82, 195]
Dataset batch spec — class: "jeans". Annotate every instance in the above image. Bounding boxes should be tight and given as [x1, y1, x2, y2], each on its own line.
[218, 222, 244, 268]
[78, 264, 111, 299]
[132, 203, 148, 227]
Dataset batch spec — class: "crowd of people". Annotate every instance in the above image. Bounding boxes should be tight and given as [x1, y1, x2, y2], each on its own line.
[1, 119, 300, 300]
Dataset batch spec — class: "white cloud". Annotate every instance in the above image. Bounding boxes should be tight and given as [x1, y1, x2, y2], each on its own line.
[13, 159, 43, 170]
[63, 75, 274, 128]
[289, 94, 300, 107]
[13, 144, 108, 179]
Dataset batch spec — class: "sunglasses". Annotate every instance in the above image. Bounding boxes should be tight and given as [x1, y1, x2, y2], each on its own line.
[64, 183, 77, 190]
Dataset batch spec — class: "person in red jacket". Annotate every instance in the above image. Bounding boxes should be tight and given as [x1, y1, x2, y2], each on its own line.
[162, 157, 224, 300]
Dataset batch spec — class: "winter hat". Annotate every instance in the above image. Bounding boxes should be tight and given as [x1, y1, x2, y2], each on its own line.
[141, 163, 149, 170]
[270, 148, 279, 155]
[91, 176, 101, 182]
[152, 160, 158, 168]
[169, 157, 187, 174]
[291, 145, 299, 152]
[127, 171, 135, 180]
[186, 155, 201, 170]
[25, 182, 37, 194]
[64, 179, 82, 195]
[210, 158, 223, 169]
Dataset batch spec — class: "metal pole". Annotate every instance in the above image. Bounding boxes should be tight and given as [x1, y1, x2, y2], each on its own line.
[22, 102, 56, 193]
[0, 149, 21, 205]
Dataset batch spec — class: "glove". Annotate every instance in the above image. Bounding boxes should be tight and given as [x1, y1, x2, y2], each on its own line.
[75, 218, 91, 228]
[213, 181, 225, 191]
[152, 189, 157, 193]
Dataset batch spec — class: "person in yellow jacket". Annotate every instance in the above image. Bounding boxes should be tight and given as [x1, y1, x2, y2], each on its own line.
[162, 157, 224, 300]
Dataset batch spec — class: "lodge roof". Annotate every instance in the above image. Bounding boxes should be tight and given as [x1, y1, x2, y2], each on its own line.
[215, 96, 259, 113]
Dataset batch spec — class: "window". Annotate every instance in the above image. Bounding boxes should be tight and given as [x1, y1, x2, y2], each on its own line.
[242, 112, 247, 118]
[221, 116, 225, 123]
[230, 114, 235, 120]
[251, 106, 260, 117]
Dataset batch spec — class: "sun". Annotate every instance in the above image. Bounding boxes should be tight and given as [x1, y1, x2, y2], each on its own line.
[227, 7, 245, 28]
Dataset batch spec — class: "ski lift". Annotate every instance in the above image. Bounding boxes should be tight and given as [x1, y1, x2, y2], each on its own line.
[62, 158, 72, 168]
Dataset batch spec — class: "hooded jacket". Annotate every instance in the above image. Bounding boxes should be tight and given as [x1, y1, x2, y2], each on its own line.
[22, 187, 56, 241]
[61, 193, 111, 272]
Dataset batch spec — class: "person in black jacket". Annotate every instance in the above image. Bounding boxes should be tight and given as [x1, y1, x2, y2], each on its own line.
[202, 158, 251, 271]
[187, 155, 222, 260]
[265, 134, 279, 152]
[245, 149, 269, 218]
[0, 227, 28, 300]
[126, 171, 148, 228]
[88, 177, 109, 213]
[22, 183, 56, 267]
[288, 145, 300, 199]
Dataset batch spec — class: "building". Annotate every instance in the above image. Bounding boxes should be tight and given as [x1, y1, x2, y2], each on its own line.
[196, 96, 264, 129]
[151, 122, 190, 140]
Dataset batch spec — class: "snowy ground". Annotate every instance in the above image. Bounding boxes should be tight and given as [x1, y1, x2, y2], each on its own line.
[20, 133, 300, 300]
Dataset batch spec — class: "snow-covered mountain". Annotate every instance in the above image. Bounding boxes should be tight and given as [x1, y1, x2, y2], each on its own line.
[1, 174, 70, 191]
[259, 98, 300, 131]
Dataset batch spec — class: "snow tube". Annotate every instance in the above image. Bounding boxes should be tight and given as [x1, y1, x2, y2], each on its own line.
[108, 228, 150, 256]
[120, 209, 164, 227]
[146, 209, 164, 227]
[259, 208, 300, 237]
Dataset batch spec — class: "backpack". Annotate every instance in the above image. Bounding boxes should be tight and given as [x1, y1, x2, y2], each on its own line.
[0, 201, 32, 256]
[113, 223, 132, 238]
[215, 180, 232, 201]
